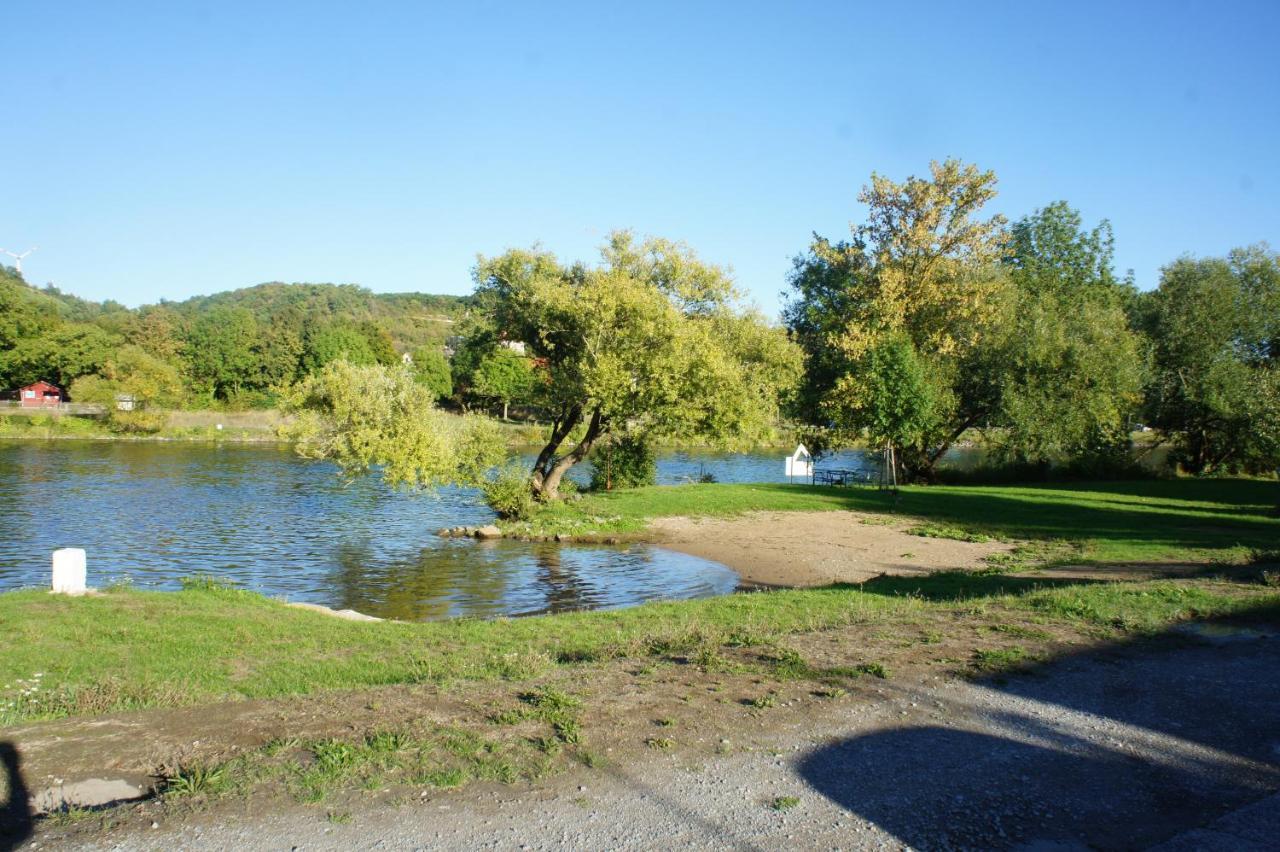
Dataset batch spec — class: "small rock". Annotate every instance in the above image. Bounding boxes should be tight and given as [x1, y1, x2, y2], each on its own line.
[474, 525, 502, 539]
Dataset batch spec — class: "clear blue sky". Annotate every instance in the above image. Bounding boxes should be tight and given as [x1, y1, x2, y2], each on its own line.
[2, 1, 1277, 316]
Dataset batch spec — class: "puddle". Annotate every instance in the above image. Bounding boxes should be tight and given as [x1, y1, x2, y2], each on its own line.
[31, 775, 154, 813]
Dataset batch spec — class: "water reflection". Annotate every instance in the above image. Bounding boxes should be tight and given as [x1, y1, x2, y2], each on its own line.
[0, 442, 739, 620]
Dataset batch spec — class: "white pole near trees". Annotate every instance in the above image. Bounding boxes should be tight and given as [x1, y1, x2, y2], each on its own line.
[1, 246, 37, 275]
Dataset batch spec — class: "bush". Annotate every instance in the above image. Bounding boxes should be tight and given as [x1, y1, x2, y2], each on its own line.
[590, 434, 657, 491]
[482, 463, 536, 520]
[108, 411, 168, 434]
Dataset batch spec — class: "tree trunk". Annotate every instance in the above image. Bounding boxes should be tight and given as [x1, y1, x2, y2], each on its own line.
[502, 401, 509, 421]
[530, 405, 582, 491]
[537, 408, 606, 500]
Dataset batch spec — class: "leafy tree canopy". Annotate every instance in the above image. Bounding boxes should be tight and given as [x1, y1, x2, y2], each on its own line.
[280, 360, 506, 488]
[1144, 245, 1279, 473]
[477, 230, 801, 498]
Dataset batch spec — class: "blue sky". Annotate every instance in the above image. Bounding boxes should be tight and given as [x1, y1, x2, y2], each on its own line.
[2, 1, 1277, 316]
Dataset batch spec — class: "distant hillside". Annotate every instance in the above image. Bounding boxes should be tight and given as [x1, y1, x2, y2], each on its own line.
[0, 267, 475, 405]
[169, 282, 472, 352]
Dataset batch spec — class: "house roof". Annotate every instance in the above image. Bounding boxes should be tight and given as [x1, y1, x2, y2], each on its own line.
[21, 381, 62, 391]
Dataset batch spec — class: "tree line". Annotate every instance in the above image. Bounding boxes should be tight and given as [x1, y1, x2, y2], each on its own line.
[784, 159, 1278, 478]
[0, 277, 476, 411]
[5, 158, 1277, 498]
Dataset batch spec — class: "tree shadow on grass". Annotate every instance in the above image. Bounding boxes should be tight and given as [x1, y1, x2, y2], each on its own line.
[797, 604, 1280, 849]
[0, 743, 32, 852]
[750, 480, 1280, 554]
[834, 571, 1097, 602]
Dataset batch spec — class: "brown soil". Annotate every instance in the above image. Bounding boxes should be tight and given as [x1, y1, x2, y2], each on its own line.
[650, 511, 1015, 587]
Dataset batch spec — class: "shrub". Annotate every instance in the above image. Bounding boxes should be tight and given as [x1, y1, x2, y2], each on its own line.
[482, 463, 536, 520]
[590, 434, 656, 491]
[108, 410, 168, 434]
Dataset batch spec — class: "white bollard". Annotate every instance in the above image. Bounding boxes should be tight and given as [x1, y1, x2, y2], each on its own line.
[51, 548, 87, 595]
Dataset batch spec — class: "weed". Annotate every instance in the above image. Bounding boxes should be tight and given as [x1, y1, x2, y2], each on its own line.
[771, 795, 800, 811]
[749, 692, 778, 709]
[417, 767, 467, 789]
[971, 646, 1028, 672]
[654, 717, 675, 727]
[645, 737, 675, 750]
[164, 762, 229, 798]
[326, 811, 352, 825]
[768, 648, 813, 680]
[909, 523, 995, 543]
[521, 688, 582, 714]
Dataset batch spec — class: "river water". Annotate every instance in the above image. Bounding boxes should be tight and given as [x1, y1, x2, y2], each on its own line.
[1, 441, 918, 620]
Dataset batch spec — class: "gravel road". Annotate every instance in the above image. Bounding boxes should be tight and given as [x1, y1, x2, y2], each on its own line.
[47, 630, 1280, 851]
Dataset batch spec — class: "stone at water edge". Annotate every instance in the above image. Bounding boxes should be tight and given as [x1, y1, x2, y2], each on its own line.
[474, 525, 502, 539]
[51, 547, 87, 594]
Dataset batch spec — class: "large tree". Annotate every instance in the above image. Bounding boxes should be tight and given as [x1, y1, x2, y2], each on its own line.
[184, 306, 261, 400]
[785, 159, 1008, 478]
[470, 348, 538, 420]
[992, 202, 1146, 465]
[477, 231, 801, 499]
[1143, 245, 1279, 473]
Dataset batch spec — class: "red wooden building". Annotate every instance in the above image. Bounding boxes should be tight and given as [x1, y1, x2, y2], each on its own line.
[19, 381, 63, 407]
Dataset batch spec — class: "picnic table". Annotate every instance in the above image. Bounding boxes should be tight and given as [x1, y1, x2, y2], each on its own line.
[812, 467, 875, 487]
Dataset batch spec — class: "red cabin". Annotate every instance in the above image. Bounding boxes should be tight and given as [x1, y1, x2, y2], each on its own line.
[19, 381, 63, 408]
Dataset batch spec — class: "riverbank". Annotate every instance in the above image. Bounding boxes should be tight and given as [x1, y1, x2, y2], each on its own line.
[5, 571, 1278, 848]
[2, 477, 1277, 845]
[504, 478, 1280, 567]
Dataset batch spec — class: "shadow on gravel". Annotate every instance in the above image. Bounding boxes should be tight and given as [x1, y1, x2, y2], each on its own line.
[0, 742, 33, 852]
[798, 606, 1280, 850]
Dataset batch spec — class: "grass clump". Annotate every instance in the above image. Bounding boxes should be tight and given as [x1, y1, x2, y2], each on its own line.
[771, 795, 801, 811]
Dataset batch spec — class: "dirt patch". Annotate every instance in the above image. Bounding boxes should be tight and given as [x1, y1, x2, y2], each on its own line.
[650, 511, 1014, 587]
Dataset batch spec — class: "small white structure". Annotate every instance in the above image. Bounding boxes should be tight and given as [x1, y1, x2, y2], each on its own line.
[51, 548, 87, 595]
[785, 444, 813, 482]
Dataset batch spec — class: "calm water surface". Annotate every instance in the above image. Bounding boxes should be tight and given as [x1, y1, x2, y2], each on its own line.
[0, 442, 900, 620]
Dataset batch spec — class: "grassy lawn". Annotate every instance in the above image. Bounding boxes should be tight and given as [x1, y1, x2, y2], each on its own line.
[512, 478, 1280, 565]
[2, 477, 1276, 728]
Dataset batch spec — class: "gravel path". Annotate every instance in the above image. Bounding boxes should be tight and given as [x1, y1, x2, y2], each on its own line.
[53, 632, 1280, 851]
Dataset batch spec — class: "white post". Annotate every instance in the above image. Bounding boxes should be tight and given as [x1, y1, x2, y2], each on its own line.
[51, 548, 87, 594]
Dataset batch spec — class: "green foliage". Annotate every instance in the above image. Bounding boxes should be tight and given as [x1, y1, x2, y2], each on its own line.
[1142, 245, 1280, 473]
[787, 182, 1146, 479]
[184, 306, 262, 401]
[302, 324, 378, 374]
[854, 333, 939, 452]
[786, 160, 1008, 475]
[476, 230, 801, 498]
[590, 433, 657, 490]
[280, 360, 507, 488]
[992, 202, 1146, 464]
[411, 347, 453, 401]
[471, 348, 538, 417]
[482, 462, 538, 520]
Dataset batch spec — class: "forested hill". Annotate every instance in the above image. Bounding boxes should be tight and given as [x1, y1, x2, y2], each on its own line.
[0, 269, 471, 406]
[170, 282, 469, 352]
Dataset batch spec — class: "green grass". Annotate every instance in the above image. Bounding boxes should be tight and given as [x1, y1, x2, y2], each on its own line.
[510, 478, 1280, 566]
[1, 576, 1275, 727]
[157, 722, 559, 805]
[1, 478, 1277, 727]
